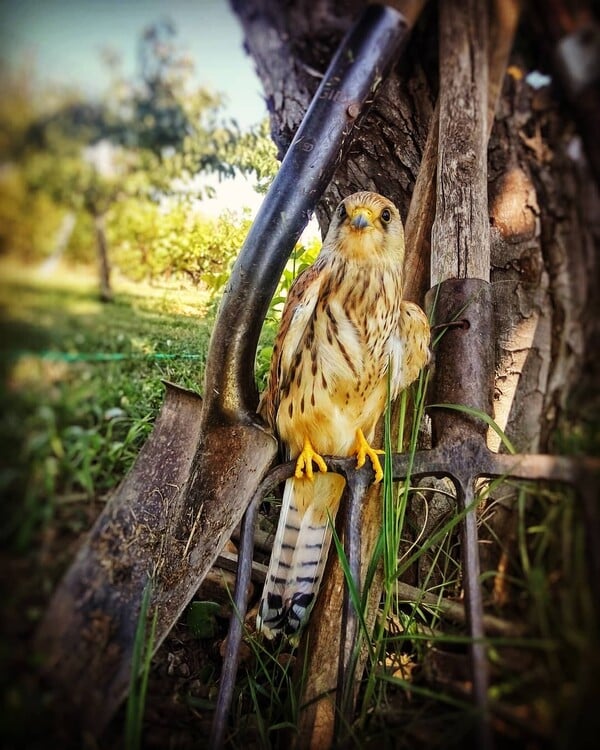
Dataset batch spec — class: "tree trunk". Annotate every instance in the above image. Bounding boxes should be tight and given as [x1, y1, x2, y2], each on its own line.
[94, 211, 113, 303]
[231, 0, 599, 744]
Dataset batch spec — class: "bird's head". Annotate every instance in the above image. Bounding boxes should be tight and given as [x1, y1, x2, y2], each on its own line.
[325, 191, 405, 263]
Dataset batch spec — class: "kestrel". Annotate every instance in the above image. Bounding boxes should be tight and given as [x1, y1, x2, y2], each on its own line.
[257, 191, 430, 638]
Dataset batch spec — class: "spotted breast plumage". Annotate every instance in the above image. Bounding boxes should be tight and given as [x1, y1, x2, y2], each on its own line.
[257, 191, 430, 639]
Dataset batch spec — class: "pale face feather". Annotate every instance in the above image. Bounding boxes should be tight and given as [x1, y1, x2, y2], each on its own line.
[322, 190, 405, 265]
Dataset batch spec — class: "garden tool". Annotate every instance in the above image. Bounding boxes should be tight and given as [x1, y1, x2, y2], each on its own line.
[334, 0, 600, 745]
[213, 2, 600, 749]
[339, 2, 600, 746]
[36, 1, 426, 737]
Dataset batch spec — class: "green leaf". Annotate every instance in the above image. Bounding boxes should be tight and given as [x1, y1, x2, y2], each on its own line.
[428, 402, 517, 454]
[186, 601, 221, 639]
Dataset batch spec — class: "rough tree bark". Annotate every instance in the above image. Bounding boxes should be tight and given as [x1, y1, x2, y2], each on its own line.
[231, 0, 599, 745]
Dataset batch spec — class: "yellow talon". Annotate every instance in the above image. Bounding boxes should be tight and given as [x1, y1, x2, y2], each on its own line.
[295, 437, 328, 480]
[354, 429, 385, 483]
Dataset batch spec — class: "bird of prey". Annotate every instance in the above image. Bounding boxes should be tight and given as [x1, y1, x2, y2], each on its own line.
[257, 191, 430, 639]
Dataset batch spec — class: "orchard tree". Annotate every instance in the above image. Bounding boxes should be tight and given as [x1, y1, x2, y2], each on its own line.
[0, 20, 278, 299]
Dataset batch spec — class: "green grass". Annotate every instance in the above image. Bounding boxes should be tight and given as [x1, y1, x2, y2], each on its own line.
[2, 258, 598, 749]
[125, 577, 159, 750]
[0, 260, 213, 549]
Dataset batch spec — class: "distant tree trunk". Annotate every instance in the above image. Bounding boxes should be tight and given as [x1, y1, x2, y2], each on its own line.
[93, 211, 112, 302]
[232, 0, 599, 743]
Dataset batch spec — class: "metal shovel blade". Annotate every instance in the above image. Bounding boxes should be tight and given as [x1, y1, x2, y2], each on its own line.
[36, 382, 277, 735]
[36, 383, 202, 730]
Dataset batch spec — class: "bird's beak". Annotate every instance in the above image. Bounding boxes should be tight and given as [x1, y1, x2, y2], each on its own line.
[350, 207, 373, 230]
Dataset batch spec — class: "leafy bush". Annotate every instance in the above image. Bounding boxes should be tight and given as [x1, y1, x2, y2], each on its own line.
[0, 166, 64, 260]
[107, 200, 253, 287]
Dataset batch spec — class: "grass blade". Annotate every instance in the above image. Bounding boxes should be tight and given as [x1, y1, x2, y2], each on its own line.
[125, 576, 158, 750]
[428, 402, 517, 454]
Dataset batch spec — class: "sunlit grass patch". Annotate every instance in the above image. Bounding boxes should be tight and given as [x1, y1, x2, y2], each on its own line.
[0, 261, 212, 548]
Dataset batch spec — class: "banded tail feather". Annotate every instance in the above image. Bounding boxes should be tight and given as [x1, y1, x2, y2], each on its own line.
[257, 471, 345, 638]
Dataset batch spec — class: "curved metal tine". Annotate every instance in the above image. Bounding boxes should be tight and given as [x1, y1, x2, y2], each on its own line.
[210, 496, 261, 750]
[336, 467, 371, 730]
[456, 476, 493, 750]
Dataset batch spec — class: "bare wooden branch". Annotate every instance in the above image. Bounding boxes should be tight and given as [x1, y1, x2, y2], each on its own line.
[404, 98, 439, 302]
[392, 581, 526, 638]
[487, 0, 522, 128]
[294, 478, 384, 750]
[215, 550, 268, 584]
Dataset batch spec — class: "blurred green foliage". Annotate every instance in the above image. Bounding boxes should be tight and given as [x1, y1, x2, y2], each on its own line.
[0, 20, 279, 293]
[0, 19, 327, 550]
[0, 266, 213, 549]
[107, 200, 253, 286]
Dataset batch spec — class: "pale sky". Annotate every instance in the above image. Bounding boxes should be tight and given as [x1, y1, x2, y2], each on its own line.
[0, 0, 267, 129]
[0, 0, 324, 233]
[0, 0, 273, 216]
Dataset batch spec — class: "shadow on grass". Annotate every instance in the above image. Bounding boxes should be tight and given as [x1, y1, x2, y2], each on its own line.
[0, 270, 213, 543]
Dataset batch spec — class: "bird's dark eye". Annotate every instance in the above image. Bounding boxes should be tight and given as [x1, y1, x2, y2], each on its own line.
[381, 208, 392, 223]
[337, 203, 347, 220]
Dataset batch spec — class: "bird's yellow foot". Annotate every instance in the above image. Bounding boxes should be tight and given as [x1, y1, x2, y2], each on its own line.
[295, 437, 328, 480]
[354, 429, 385, 483]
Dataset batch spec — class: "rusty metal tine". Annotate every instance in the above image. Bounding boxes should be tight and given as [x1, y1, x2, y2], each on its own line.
[210, 493, 261, 750]
[425, 279, 496, 747]
[337, 467, 371, 728]
[456, 476, 493, 750]
[210, 461, 297, 747]
[210, 459, 320, 744]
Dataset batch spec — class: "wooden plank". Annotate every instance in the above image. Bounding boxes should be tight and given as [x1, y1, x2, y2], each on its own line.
[430, 0, 490, 283]
[405, 0, 522, 301]
[215, 550, 268, 585]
